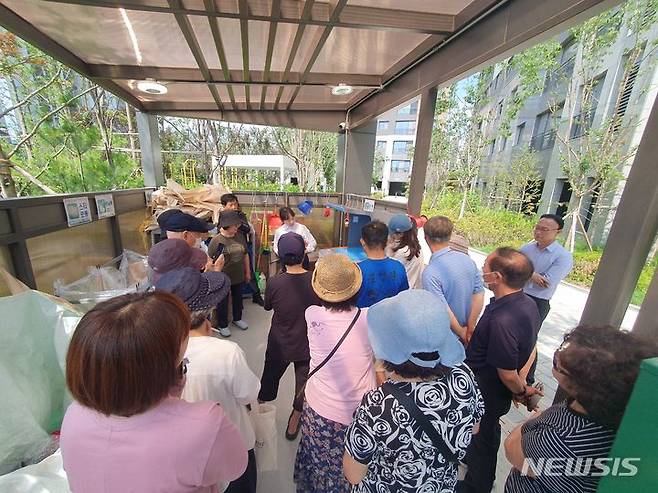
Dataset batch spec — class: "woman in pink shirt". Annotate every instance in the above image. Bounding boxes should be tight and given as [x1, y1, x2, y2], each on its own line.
[294, 254, 376, 493]
[60, 291, 248, 493]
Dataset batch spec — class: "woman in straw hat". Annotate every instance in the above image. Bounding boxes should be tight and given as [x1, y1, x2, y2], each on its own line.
[294, 254, 376, 493]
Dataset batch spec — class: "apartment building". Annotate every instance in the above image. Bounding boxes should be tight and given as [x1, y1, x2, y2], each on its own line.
[476, 14, 658, 246]
[374, 98, 420, 196]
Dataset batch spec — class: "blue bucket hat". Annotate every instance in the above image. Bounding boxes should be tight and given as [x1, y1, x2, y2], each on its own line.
[367, 290, 465, 368]
[388, 214, 413, 233]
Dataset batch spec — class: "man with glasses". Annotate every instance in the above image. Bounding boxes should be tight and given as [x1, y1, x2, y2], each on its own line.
[520, 214, 573, 384]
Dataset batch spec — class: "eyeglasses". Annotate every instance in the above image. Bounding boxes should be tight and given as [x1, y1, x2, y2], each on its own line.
[534, 225, 559, 232]
[552, 351, 569, 376]
[178, 357, 189, 377]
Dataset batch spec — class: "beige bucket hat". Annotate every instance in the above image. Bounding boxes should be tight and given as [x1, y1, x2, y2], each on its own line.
[312, 253, 362, 303]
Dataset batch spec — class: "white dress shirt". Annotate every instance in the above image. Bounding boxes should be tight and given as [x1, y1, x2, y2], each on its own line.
[272, 222, 317, 255]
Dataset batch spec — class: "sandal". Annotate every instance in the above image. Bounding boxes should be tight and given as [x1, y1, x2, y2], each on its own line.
[285, 410, 302, 441]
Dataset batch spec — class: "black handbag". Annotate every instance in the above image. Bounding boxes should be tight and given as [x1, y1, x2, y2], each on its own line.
[382, 381, 460, 465]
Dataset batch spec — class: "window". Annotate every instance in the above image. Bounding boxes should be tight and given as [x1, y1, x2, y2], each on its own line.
[392, 140, 412, 156]
[398, 100, 419, 116]
[394, 120, 416, 135]
[514, 122, 526, 146]
[530, 105, 562, 150]
[613, 51, 642, 132]
[571, 73, 606, 139]
[488, 138, 496, 157]
[390, 160, 411, 173]
[377, 120, 389, 131]
[497, 100, 504, 117]
[376, 140, 386, 153]
[500, 134, 508, 151]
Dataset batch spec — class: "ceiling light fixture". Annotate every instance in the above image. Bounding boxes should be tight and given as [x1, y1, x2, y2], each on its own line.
[137, 79, 168, 95]
[331, 83, 353, 96]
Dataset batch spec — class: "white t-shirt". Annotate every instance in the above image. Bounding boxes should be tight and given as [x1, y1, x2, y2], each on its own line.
[183, 336, 260, 450]
[386, 243, 425, 289]
[272, 222, 317, 255]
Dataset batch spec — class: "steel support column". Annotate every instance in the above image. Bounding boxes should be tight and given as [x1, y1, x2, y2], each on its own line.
[136, 112, 165, 188]
[408, 87, 438, 215]
[579, 94, 658, 329]
[336, 121, 377, 195]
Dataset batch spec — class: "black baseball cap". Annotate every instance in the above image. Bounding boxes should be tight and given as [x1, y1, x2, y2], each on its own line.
[157, 209, 212, 233]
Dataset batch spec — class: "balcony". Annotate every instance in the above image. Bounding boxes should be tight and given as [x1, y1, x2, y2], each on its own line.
[530, 129, 557, 151]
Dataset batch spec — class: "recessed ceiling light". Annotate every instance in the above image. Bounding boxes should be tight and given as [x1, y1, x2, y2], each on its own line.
[331, 83, 353, 96]
[137, 80, 168, 95]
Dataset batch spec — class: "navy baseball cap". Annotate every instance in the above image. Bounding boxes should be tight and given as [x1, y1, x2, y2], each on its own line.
[155, 267, 230, 311]
[278, 232, 305, 258]
[157, 209, 212, 233]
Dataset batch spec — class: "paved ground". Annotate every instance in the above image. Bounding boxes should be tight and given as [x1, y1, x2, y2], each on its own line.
[229, 252, 639, 493]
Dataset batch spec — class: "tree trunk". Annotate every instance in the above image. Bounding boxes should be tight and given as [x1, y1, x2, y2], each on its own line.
[7, 78, 34, 163]
[459, 187, 468, 219]
[0, 158, 17, 198]
[125, 103, 137, 162]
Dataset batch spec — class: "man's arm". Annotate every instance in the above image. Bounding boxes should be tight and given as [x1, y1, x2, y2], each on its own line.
[519, 347, 537, 383]
[243, 249, 251, 282]
[540, 250, 574, 287]
[467, 292, 484, 341]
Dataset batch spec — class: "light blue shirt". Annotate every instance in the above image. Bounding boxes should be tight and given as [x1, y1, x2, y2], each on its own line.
[520, 240, 573, 300]
[421, 247, 484, 326]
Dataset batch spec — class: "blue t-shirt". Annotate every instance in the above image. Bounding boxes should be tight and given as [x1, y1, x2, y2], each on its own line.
[356, 258, 409, 308]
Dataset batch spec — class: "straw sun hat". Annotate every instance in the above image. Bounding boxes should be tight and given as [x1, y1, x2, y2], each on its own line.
[312, 253, 362, 303]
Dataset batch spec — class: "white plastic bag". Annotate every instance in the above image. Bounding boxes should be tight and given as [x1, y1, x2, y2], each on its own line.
[0, 290, 81, 474]
[54, 249, 148, 309]
[0, 449, 70, 492]
[249, 403, 278, 472]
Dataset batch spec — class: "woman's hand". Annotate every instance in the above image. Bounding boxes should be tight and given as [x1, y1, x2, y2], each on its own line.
[205, 254, 225, 272]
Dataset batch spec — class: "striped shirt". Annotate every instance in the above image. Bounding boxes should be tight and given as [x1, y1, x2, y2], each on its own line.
[505, 401, 616, 493]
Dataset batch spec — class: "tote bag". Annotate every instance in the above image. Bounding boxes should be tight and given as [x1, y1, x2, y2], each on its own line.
[249, 403, 278, 472]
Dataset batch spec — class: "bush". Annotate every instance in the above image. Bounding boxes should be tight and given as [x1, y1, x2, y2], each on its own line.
[422, 191, 655, 306]
[422, 191, 535, 249]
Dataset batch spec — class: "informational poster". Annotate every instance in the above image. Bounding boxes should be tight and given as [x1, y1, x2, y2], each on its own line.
[63, 197, 92, 227]
[363, 199, 375, 213]
[95, 194, 116, 219]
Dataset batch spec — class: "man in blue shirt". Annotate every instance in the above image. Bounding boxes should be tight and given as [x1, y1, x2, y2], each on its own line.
[422, 216, 484, 343]
[356, 221, 409, 308]
[520, 214, 573, 384]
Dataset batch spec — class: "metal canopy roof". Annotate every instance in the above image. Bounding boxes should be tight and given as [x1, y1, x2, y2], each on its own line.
[0, 0, 616, 131]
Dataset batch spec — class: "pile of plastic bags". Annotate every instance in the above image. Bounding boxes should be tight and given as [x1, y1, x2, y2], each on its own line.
[54, 250, 149, 310]
[0, 277, 81, 476]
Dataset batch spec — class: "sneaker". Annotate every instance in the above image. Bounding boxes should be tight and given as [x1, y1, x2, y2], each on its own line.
[218, 326, 231, 337]
[232, 319, 249, 330]
[252, 293, 265, 306]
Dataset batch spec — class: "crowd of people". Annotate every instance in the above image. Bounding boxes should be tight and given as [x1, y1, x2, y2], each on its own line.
[57, 200, 658, 493]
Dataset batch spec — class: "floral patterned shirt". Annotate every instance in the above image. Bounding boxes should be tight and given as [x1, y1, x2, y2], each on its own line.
[344, 365, 485, 493]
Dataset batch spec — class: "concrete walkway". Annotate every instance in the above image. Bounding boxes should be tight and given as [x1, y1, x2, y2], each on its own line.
[228, 254, 639, 493]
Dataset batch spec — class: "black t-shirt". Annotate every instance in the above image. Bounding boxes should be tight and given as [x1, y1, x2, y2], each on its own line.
[466, 290, 540, 381]
[264, 271, 321, 361]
